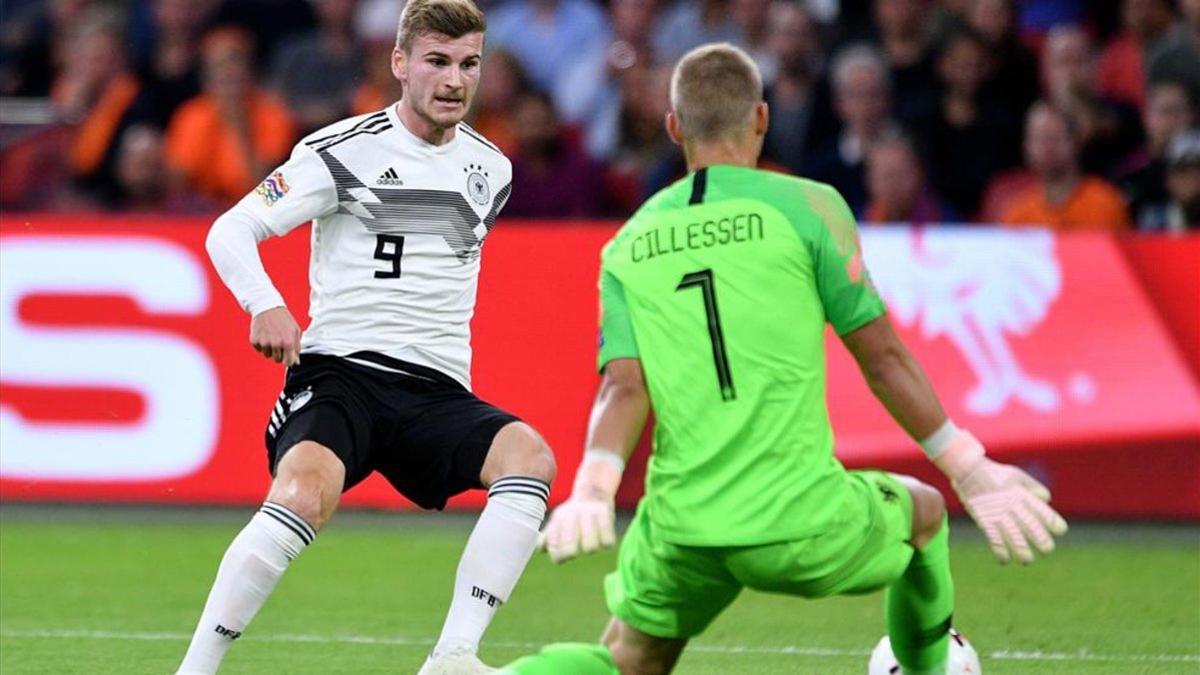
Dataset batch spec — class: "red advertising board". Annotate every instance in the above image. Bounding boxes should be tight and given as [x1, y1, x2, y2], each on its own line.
[1121, 235, 1200, 381]
[832, 228, 1199, 457]
[1, 216, 1198, 517]
[830, 228, 1200, 518]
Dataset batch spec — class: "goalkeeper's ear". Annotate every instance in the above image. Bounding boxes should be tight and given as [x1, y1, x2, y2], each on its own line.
[665, 111, 684, 148]
[753, 101, 769, 138]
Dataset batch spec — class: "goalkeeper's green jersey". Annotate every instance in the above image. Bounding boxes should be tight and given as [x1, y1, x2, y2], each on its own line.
[597, 164, 886, 546]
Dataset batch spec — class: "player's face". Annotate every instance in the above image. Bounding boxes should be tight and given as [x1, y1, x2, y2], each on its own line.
[393, 31, 484, 131]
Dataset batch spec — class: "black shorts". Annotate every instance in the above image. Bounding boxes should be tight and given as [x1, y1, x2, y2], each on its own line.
[264, 351, 520, 510]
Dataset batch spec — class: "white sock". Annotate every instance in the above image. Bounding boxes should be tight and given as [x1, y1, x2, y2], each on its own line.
[431, 476, 549, 658]
[176, 502, 315, 674]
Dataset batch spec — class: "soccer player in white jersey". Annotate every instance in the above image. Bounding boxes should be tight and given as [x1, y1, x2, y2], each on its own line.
[174, 2, 554, 673]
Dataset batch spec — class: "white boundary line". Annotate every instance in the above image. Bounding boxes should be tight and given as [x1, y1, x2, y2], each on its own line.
[1, 629, 1197, 664]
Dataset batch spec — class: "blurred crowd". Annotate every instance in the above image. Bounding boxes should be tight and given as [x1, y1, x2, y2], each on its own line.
[1, 0, 1198, 230]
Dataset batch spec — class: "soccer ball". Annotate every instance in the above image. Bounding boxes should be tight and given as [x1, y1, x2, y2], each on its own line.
[868, 629, 981, 674]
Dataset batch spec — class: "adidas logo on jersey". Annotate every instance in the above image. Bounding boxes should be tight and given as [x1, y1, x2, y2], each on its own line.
[376, 168, 403, 186]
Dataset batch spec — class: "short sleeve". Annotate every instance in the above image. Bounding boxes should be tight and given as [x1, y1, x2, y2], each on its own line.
[597, 269, 639, 372]
[806, 185, 887, 335]
[234, 143, 338, 236]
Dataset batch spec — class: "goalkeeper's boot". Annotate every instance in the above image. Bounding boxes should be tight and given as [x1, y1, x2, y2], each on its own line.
[417, 651, 497, 675]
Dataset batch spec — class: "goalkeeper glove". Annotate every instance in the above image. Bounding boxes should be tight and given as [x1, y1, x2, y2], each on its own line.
[927, 423, 1069, 564]
[542, 449, 624, 564]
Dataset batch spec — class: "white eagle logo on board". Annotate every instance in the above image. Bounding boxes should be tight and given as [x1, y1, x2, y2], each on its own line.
[862, 228, 1071, 416]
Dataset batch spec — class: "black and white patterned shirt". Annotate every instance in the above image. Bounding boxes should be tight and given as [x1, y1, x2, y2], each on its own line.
[224, 105, 512, 389]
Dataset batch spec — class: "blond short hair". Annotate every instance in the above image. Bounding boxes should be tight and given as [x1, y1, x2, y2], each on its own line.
[396, 0, 486, 52]
[669, 43, 763, 142]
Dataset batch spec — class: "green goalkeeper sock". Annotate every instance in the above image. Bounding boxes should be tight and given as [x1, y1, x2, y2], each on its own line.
[499, 642, 620, 675]
[886, 516, 954, 675]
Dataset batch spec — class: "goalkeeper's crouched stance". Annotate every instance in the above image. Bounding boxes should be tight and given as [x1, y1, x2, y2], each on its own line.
[509, 410, 1064, 675]
[501, 42, 1067, 675]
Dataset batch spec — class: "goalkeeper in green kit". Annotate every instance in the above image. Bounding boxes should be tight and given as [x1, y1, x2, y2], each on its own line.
[506, 43, 1068, 675]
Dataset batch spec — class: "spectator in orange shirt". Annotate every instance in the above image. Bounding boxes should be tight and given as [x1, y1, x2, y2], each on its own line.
[165, 27, 295, 203]
[1001, 102, 1133, 230]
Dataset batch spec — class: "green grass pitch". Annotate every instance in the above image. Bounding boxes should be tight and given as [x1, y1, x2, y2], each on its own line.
[1, 506, 1197, 674]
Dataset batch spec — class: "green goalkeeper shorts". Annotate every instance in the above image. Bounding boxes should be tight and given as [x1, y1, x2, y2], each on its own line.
[604, 471, 915, 639]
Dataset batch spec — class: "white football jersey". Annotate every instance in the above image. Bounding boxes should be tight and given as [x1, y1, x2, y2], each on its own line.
[237, 106, 513, 389]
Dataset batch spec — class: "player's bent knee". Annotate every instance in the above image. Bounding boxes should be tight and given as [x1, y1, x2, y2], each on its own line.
[267, 441, 345, 531]
[529, 437, 557, 484]
[483, 422, 557, 485]
[893, 474, 946, 549]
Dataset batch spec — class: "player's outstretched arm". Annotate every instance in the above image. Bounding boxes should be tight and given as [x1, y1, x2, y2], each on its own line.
[842, 315, 1068, 564]
[543, 358, 649, 564]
